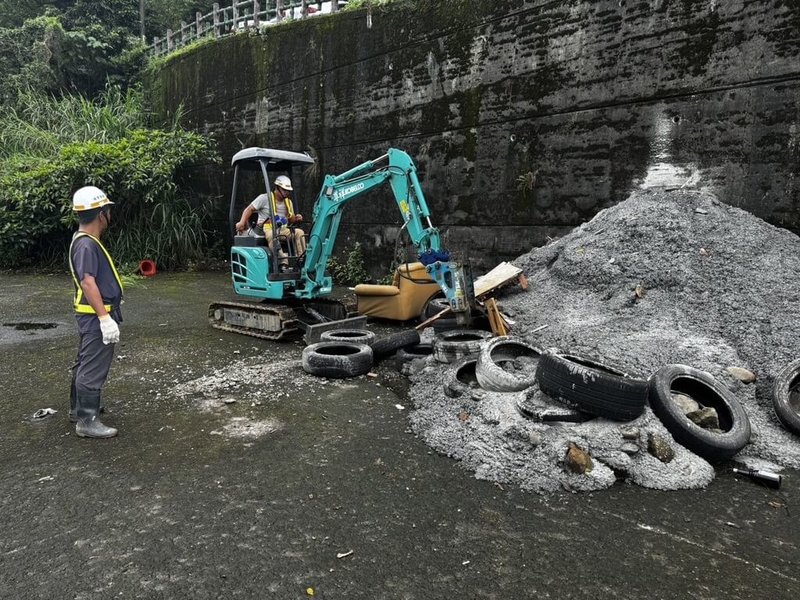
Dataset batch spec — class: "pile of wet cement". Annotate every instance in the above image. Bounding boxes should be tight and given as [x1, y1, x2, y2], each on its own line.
[408, 189, 800, 493]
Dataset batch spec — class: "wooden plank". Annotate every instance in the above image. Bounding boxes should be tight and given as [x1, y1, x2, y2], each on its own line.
[473, 261, 523, 298]
[415, 306, 451, 331]
[485, 298, 508, 336]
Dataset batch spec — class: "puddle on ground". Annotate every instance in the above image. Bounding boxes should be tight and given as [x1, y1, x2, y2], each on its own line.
[3, 322, 58, 331]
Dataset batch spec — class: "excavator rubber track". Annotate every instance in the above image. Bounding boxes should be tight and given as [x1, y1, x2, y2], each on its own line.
[208, 297, 365, 342]
[208, 300, 300, 341]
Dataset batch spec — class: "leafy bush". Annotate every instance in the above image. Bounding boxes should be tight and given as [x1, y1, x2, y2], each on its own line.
[0, 86, 218, 269]
[327, 242, 370, 286]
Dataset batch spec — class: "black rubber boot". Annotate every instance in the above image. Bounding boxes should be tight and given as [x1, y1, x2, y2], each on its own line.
[75, 391, 117, 439]
[69, 378, 77, 423]
[70, 381, 104, 423]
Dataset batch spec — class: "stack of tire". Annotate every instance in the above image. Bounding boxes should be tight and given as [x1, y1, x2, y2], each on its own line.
[302, 328, 428, 378]
[438, 336, 754, 462]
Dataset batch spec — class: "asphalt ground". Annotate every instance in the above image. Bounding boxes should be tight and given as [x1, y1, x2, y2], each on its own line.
[0, 272, 797, 599]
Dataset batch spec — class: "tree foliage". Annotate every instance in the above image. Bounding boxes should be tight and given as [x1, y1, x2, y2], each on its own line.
[0, 86, 218, 269]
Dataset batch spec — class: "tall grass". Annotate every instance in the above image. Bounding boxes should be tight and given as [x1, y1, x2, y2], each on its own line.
[0, 85, 215, 270]
[0, 85, 186, 160]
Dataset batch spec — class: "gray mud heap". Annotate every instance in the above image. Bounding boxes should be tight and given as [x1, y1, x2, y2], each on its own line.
[408, 189, 800, 493]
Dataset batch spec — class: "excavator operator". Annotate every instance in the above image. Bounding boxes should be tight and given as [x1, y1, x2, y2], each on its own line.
[235, 175, 307, 270]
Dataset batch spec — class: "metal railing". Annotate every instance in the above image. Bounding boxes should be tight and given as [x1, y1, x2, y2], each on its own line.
[149, 1, 345, 58]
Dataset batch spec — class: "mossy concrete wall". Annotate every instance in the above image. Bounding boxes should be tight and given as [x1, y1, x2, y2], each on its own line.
[146, 0, 800, 274]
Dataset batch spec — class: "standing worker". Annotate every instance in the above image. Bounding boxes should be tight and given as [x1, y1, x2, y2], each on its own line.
[68, 186, 123, 439]
[235, 175, 306, 270]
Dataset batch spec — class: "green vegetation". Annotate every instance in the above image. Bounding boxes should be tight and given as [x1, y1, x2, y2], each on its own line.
[344, 0, 398, 9]
[327, 242, 370, 286]
[0, 86, 218, 270]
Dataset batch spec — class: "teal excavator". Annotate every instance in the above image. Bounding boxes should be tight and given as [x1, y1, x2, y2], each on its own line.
[209, 147, 474, 340]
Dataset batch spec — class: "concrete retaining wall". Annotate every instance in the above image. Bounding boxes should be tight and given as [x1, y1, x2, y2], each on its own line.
[146, 0, 800, 274]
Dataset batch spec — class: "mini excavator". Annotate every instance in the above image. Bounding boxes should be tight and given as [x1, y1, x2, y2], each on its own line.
[209, 147, 474, 340]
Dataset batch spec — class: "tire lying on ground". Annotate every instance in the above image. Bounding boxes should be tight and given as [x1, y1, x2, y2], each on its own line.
[536, 352, 648, 421]
[444, 357, 480, 398]
[433, 330, 492, 364]
[772, 359, 800, 436]
[475, 336, 542, 392]
[371, 329, 421, 360]
[396, 343, 433, 376]
[302, 342, 373, 378]
[320, 328, 376, 346]
[422, 297, 462, 333]
[648, 364, 751, 461]
[397, 343, 433, 363]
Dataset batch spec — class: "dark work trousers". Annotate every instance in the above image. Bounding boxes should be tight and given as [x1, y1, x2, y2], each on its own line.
[72, 328, 115, 394]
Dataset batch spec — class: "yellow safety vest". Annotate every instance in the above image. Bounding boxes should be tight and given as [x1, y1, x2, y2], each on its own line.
[68, 232, 124, 315]
[263, 192, 295, 228]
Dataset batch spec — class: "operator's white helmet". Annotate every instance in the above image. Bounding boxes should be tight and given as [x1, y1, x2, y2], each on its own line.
[274, 175, 293, 191]
[72, 186, 114, 212]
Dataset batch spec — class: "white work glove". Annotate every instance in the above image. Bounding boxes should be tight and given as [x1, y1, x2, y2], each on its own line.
[98, 315, 120, 345]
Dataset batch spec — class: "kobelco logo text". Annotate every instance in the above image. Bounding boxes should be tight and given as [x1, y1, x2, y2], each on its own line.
[334, 183, 365, 200]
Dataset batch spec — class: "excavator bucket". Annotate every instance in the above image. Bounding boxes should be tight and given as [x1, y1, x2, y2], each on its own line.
[291, 299, 367, 344]
[301, 315, 368, 344]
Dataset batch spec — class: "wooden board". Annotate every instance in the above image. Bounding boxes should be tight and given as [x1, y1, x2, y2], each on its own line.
[473, 262, 523, 298]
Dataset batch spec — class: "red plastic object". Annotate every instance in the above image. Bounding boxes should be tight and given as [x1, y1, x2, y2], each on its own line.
[138, 259, 157, 277]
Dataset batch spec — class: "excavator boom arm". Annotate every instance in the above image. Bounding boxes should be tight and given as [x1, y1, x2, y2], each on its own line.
[297, 149, 472, 314]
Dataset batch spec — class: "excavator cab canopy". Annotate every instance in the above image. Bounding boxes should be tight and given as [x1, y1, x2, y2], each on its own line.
[228, 147, 316, 239]
[231, 147, 315, 170]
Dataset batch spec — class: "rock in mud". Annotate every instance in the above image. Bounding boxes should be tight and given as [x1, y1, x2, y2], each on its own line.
[566, 442, 594, 474]
[687, 407, 720, 429]
[726, 366, 756, 383]
[648, 433, 675, 463]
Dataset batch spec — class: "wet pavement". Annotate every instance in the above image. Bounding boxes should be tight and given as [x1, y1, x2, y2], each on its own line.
[0, 272, 797, 599]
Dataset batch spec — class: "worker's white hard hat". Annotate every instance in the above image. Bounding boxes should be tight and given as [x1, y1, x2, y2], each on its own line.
[274, 175, 293, 191]
[72, 186, 114, 212]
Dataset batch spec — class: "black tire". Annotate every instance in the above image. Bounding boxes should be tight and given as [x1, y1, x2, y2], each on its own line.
[648, 364, 751, 461]
[371, 329, 421, 359]
[397, 343, 433, 362]
[396, 343, 433, 376]
[444, 357, 480, 398]
[475, 336, 541, 392]
[772, 359, 800, 436]
[302, 342, 373, 378]
[422, 296, 449, 319]
[536, 352, 648, 421]
[320, 328, 376, 346]
[433, 330, 492, 364]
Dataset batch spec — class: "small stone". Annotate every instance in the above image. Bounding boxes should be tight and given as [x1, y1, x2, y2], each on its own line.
[726, 366, 756, 384]
[565, 442, 593, 474]
[694, 207, 708, 215]
[470, 391, 486, 402]
[634, 284, 645, 299]
[699, 248, 709, 256]
[687, 407, 720, 430]
[672, 393, 700, 414]
[223, 398, 237, 404]
[620, 427, 640, 440]
[458, 411, 470, 422]
[620, 442, 640, 455]
[647, 433, 675, 463]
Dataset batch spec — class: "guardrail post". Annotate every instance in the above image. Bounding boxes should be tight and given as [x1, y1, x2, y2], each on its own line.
[181, 21, 187, 44]
[301, 0, 308, 19]
[232, 0, 239, 31]
[166, 29, 174, 51]
[152, 36, 159, 57]
[276, 0, 284, 22]
[196, 11, 203, 37]
[253, 0, 260, 27]
[213, 3, 221, 37]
